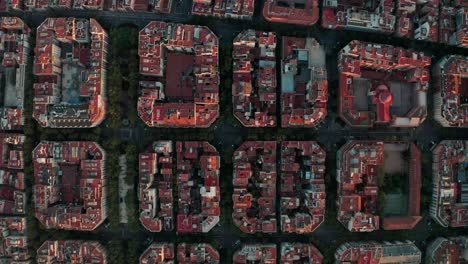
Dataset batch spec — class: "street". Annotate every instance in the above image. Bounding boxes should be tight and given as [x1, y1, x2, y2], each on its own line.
[3, 3, 468, 263]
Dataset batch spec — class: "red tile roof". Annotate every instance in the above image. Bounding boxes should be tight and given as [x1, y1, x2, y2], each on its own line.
[233, 141, 277, 233]
[337, 140, 422, 232]
[139, 141, 174, 232]
[335, 241, 421, 264]
[0, 0, 23, 10]
[177, 243, 219, 264]
[192, 0, 254, 19]
[176, 141, 220, 233]
[0, 134, 26, 215]
[139, 141, 220, 233]
[280, 141, 326, 233]
[430, 140, 468, 227]
[397, 0, 467, 46]
[0, 134, 25, 171]
[426, 236, 468, 263]
[33, 141, 107, 231]
[140, 243, 175, 264]
[109, 0, 172, 12]
[24, 0, 72, 10]
[138, 21, 219, 128]
[410, 1, 440, 42]
[0, 217, 29, 262]
[322, 0, 396, 34]
[0, 17, 30, 130]
[433, 55, 468, 127]
[0, 30, 26, 217]
[439, 7, 457, 45]
[338, 40, 430, 128]
[454, 8, 468, 47]
[263, 0, 319, 25]
[141, 243, 219, 264]
[33, 18, 107, 128]
[281, 37, 327, 128]
[37, 240, 107, 263]
[232, 30, 277, 127]
[280, 243, 323, 264]
[321, 1, 466, 46]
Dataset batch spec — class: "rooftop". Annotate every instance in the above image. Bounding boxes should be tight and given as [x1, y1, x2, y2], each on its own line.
[176, 141, 220, 233]
[321, 0, 467, 47]
[177, 243, 220, 264]
[397, 0, 439, 42]
[139, 141, 174, 232]
[452, 7, 468, 47]
[232, 30, 277, 127]
[72, 0, 104, 9]
[280, 242, 323, 264]
[433, 55, 468, 127]
[0, 217, 30, 262]
[139, 141, 220, 233]
[426, 236, 468, 263]
[322, 0, 396, 34]
[232, 141, 277, 234]
[336, 140, 422, 232]
[263, 0, 319, 25]
[0, 133, 26, 215]
[2, 0, 172, 11]
[33, 141, 107, 231]
[0, 0, 23, 10]
[140, 243, 219, 264]
[33, 17, 108, 128]
[37, 240, 107, 264]
[192, 0, 254, 20]
[233, 244, 277, 264]
[137, 21, 219, 128]
[140, 243, 175, 264]
[338, 40, 430, 128]
[110, 0, 172, 12]
[0, 17, 30, 130]
[280, 141, 326, 233]
[281, 37, 327, 128]
[430, 140, 468, 227]
[335, 241, 421, 264]
[23, 0, 73, 10]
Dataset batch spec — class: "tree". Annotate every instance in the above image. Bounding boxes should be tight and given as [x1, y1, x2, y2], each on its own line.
[107, 59, 123, 128]
[108, 241, 126, 264]
[126, 241, 141, 264]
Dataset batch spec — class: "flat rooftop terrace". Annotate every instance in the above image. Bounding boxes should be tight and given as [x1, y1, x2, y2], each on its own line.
[461, 78, 468, 102]
[352, 78, 370, 111]
[165, 52, 195, 100]
[60, 163, 80, 203]
[351, 78, 415, 116]
[264, 0, 319, 25]
[1, 67, 21, 108]
[61, 62, 85, 105]
[384, 144, 408, 177]
[389, 81, 413, 116]
[276, 0, 309, 9]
